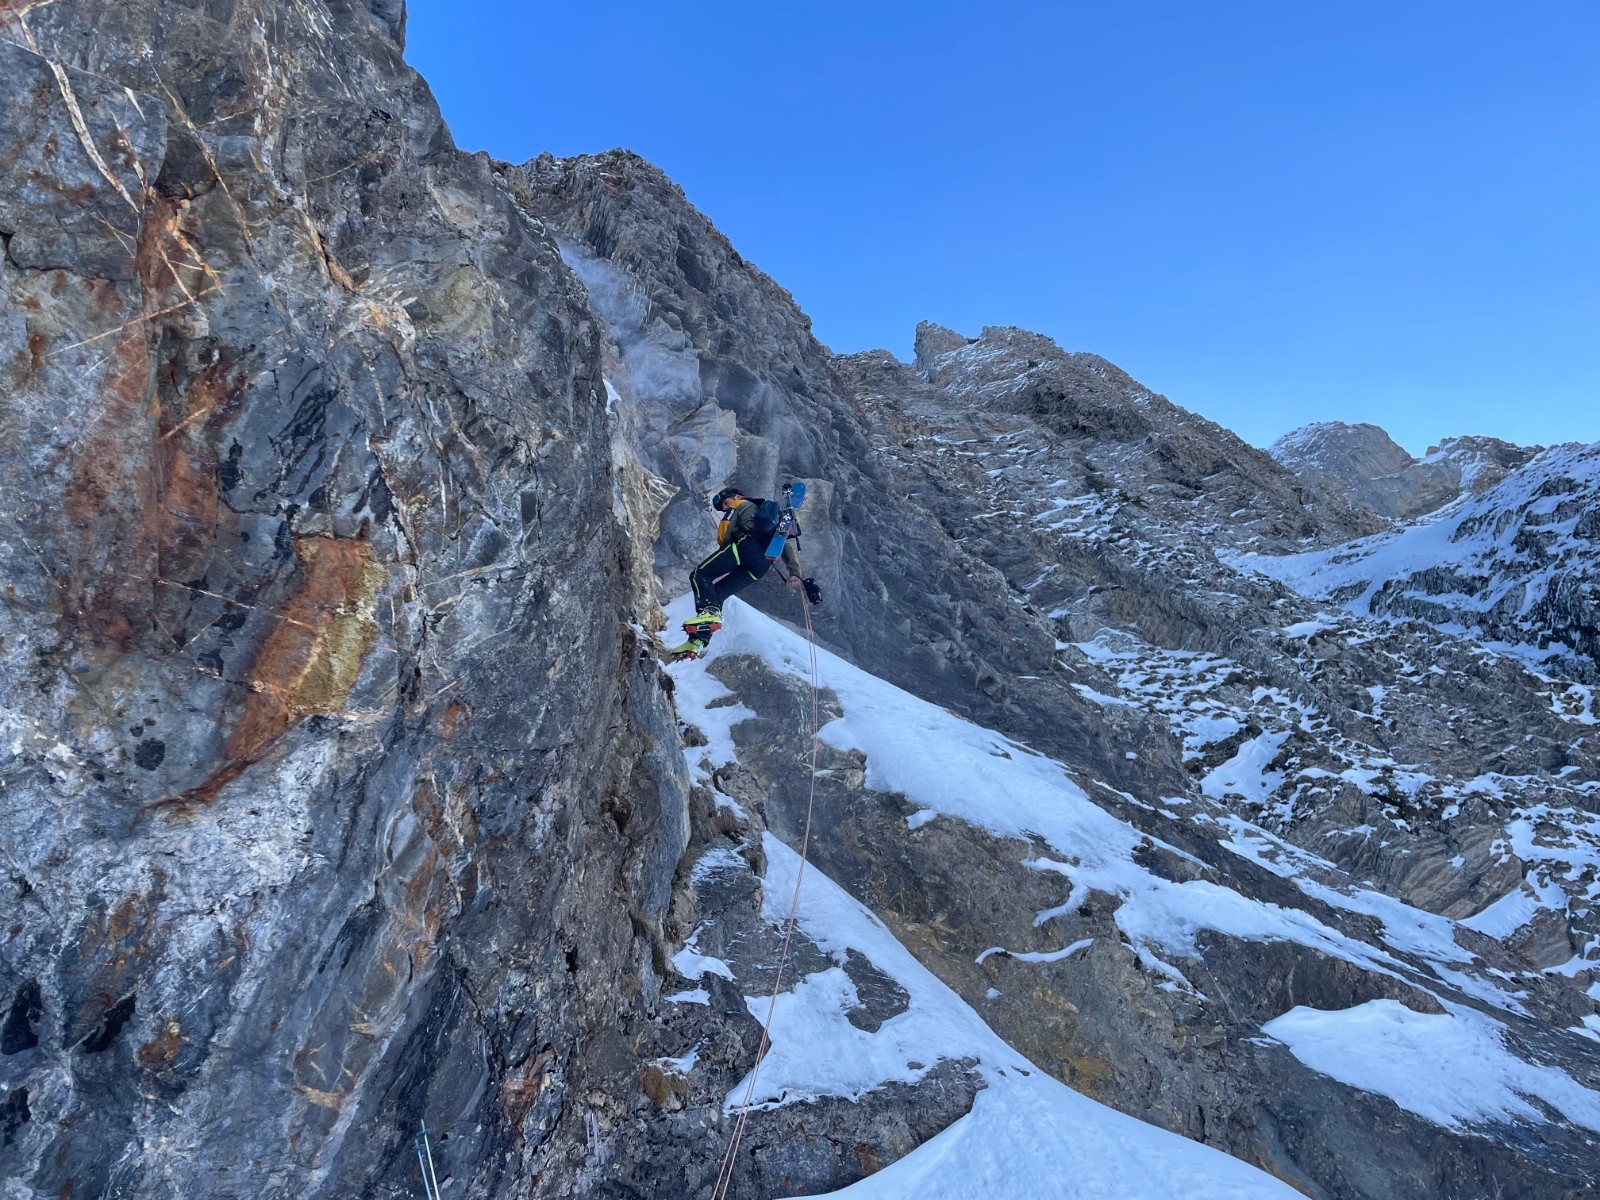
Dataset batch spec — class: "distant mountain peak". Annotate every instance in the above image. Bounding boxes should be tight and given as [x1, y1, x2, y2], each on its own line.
[1271, 421, 1411, 465]
[1273, 421, 1544, 520]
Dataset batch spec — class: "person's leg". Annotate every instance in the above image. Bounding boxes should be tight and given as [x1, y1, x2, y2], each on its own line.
[690, 544, 742, 613]
[708, 555, 771, 609]
[677, 543, 747, 654]
[687, 548, 772, 648]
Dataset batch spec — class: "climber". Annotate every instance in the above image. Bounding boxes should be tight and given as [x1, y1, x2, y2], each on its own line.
[666, 485, 822, 660]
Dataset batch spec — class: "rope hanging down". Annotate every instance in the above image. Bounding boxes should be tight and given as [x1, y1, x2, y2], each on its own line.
[644, 413, 826, 1199]
[709, 594, 823, 1200]
[413, 1121, 442, 1200]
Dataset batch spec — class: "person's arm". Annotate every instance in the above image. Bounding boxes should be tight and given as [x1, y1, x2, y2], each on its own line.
[782, 542, 822, 604]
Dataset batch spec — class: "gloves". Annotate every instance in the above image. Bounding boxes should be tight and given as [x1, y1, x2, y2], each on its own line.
[802, 578, 823, 607]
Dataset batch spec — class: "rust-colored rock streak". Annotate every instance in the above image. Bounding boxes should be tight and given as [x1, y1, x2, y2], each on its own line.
[168, 535, 384, 809]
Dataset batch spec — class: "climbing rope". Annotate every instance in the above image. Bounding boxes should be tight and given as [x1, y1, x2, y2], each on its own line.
[413, 1121, 442, 1200]
[708, 588, 823, 1200]
[641, 406, 827, 1198]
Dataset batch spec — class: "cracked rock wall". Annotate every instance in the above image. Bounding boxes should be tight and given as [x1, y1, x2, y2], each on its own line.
[0, 3, 689, 1196]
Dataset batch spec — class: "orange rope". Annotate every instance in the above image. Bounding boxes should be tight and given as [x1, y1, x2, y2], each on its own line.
[709, 588, 823, 1200]
[641, 406, 823, 1198]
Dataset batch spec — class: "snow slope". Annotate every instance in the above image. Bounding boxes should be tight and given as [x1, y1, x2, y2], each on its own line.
[1227, 442, 1600, 677]
[1262, 999, 1600, 1133]
[670, 598, 1497, 999]
[662, 595, 1600, 1184]
[752, 836, 1302, 1200]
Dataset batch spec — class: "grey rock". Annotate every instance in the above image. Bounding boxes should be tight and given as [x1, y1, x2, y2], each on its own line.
[4, 5, 1598, 1199]
[0, 4, 689, 1196]
[912, 320, 970, 370]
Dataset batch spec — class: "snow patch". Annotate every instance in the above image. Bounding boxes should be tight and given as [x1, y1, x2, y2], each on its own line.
[975, 939, 1093, 966]
[1201, 731, 1290, 806]
[746, 837, 1301, 1199]
[1264, 1000, 1600, 1133]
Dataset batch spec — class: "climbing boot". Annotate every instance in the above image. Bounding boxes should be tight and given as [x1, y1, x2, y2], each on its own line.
[663, 637, 708, 662]
[683, 609, 722, 634]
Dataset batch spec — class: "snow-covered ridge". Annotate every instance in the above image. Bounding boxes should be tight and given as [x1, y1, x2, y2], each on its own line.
[1270, 421, 1546, 521]
[1229, 442, 1600, 679]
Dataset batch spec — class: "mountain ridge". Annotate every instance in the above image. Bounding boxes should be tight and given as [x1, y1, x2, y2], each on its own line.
[1271, 418, 1550, 521]
[2, 10, 1597, 1198]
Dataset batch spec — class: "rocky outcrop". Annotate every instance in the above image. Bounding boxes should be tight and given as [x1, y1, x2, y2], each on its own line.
[1424, 433, 1546, 494]
[910, 319, 969, 369]
[900, 324, 1387, 548]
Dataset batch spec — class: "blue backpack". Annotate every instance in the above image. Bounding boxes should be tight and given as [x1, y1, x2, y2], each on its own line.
[760, 482, 807, 560]
[748, 498, 782, 544]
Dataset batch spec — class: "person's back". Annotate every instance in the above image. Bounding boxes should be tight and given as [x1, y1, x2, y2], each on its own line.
[664, 485, 819, 660]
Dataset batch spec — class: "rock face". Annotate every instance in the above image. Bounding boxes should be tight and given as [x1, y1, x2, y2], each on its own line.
[3, 6, 1599, 1200]
[0, 4, 694, 1196]
[1272, 420, 1544, 520]
[909, 326, 1386, 547]
[506, 153, 1141, 794]
[511, 147, 1600, 1199]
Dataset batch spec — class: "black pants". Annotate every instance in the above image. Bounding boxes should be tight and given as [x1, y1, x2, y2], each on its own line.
[690, 540, 772, 621]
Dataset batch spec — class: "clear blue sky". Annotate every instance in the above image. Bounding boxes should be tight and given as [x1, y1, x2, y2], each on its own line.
[406, 1, 1597, 454]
